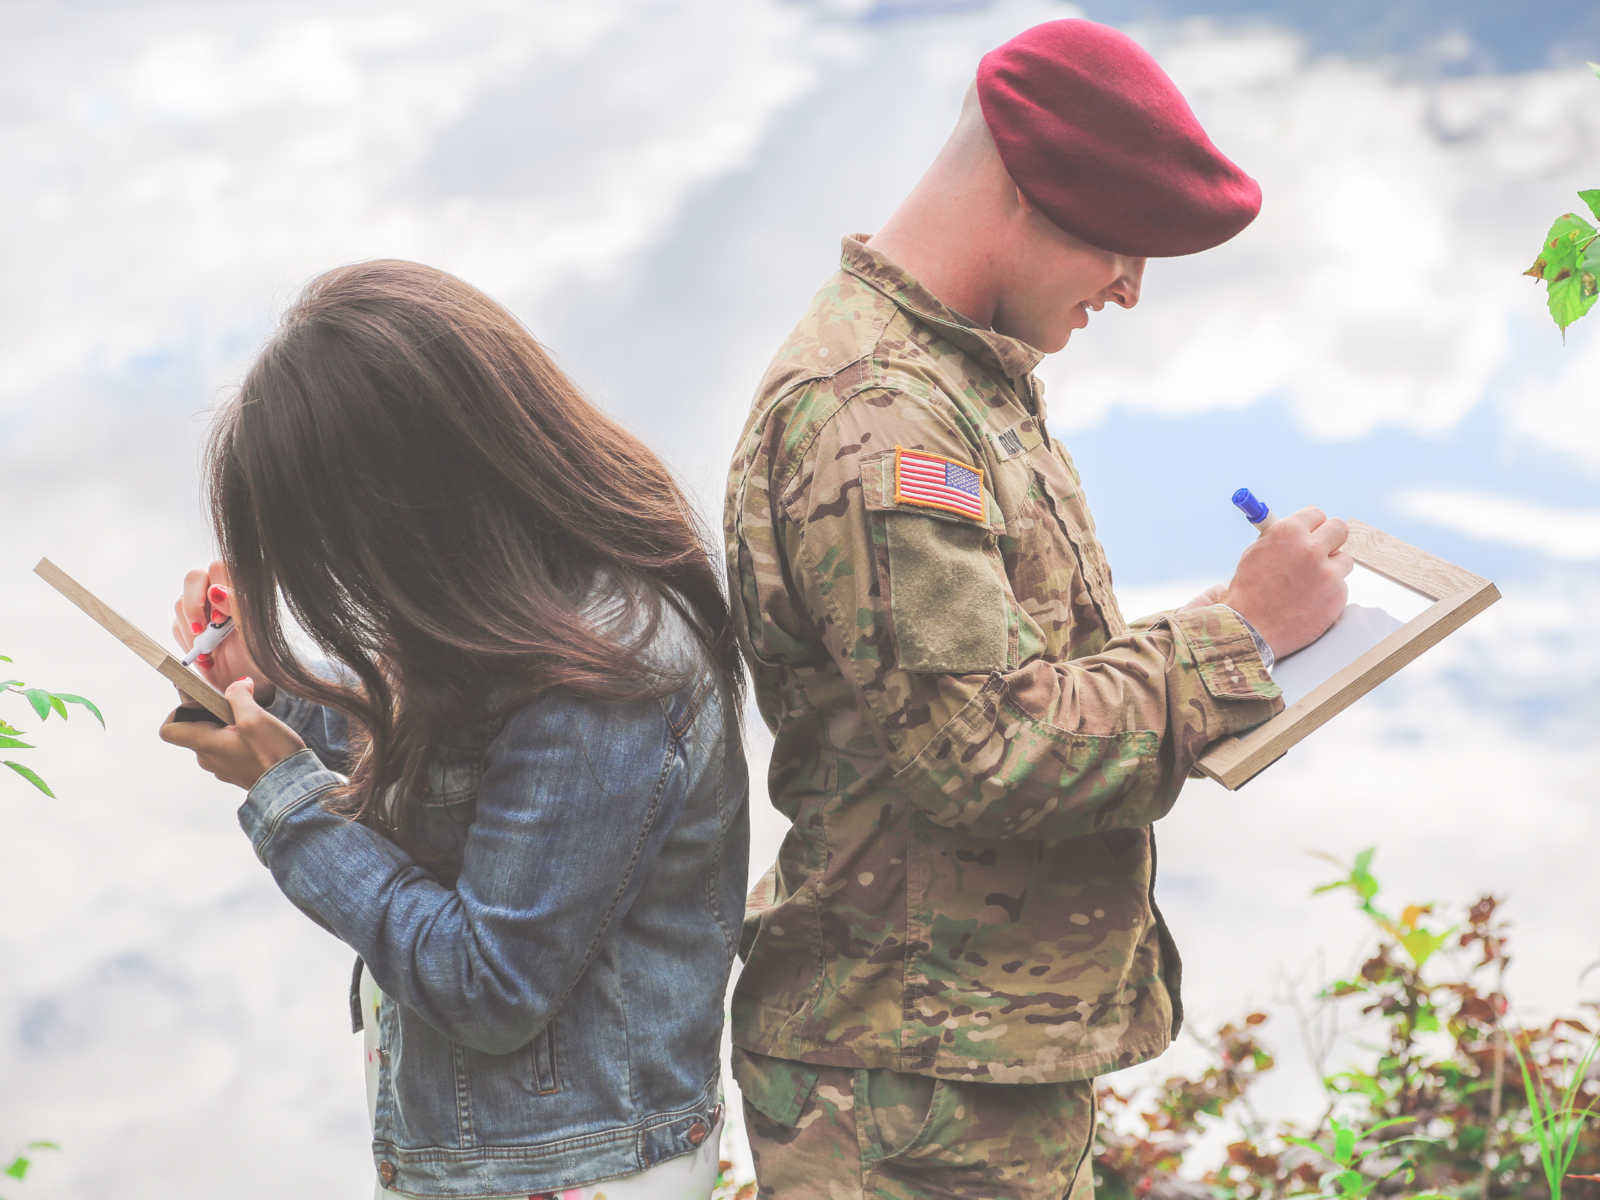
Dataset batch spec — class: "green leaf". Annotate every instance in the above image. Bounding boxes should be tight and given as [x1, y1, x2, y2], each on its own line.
[23, 1142, 59, 1152]
[22, 687, 53, 721]
[1581, 190, 1600, 224]
[1, 1156, 24, 1180]
[1548, 245, 1600, 335]
[0, 735, 34, 750]
[47, 694, 68, 720]
[1333, 1122, 1356, 1164]
[4, 760, 54, 797]
[0, 654, 11, 662]
[1399, 927, 1450, 969]
[1333, 1168, 1365, 1195]
[53, 693, 104, 728]
[1591, 61, 1600, 80]
[1527, 212, 1596, 281]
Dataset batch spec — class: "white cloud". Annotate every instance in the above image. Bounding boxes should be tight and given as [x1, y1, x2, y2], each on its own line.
[1394, 487, 1600, 559]
[0, 0, 818, 431]
[1040, 22, 1600, 467]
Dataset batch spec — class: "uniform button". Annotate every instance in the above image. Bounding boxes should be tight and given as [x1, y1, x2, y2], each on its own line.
[687, 1120, 709, 1145]
[377, 1161, 396, 1186]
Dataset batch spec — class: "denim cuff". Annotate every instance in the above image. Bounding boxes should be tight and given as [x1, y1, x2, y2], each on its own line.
[238, 747, 345, 864]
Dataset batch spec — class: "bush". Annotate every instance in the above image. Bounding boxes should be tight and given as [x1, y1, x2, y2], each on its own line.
[1093, 849, 1598, 1199]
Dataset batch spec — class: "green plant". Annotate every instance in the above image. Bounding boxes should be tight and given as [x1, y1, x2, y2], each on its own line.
[1093, 849, 1599, 1199]
[2, 1142, 59, 1198]
[1523, 64, 1600, 338]
[1510, 1029, 1600, 1199]
[1, 653, 97, 1193]
[0, 653, 103, 796]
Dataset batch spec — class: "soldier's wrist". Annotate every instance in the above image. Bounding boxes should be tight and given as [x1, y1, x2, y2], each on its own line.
[1221, 605, 1275, 672]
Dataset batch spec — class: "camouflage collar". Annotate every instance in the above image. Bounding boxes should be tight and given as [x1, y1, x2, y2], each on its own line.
[839, 234, 1044, 383]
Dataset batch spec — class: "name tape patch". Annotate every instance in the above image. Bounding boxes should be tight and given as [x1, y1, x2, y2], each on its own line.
[893, 447, 985, 521]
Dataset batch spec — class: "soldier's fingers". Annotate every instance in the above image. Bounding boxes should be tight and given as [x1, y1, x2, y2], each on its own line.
[1329, 549, 1356, 578]
[182, 567, 213, 628]
[1282, 506, 1327, 533]
[1312, 517, 1349, 554]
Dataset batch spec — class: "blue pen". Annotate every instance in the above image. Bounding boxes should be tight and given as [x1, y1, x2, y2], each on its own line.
[1231, 487, 1278, 536]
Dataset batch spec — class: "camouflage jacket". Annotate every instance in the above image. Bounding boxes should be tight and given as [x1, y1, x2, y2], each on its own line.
[724, 235, 1283, 1084]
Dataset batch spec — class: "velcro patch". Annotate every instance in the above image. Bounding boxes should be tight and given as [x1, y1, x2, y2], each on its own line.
[893, 447, 985, 521]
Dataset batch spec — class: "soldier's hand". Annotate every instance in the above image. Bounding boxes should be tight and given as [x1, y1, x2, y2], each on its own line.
[1220, 507, 1353, 659]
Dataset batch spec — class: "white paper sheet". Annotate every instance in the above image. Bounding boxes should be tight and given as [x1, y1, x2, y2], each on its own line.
[1269, 565, 1434, 707]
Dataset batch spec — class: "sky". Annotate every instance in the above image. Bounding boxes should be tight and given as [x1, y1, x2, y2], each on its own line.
[2, 1, 1597, 1194]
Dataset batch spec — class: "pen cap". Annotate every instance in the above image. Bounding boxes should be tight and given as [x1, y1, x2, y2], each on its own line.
[1232, 487, 1270, 525]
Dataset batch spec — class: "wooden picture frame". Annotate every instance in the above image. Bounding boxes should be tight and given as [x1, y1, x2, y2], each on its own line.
[34, 557, 234, 723]
[1195, 521, 1500, 790]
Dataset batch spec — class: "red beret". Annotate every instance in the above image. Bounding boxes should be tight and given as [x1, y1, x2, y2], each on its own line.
[976, 19, 1261, 257]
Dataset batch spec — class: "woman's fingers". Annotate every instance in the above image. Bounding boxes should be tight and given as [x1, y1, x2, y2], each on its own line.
[172, 600, 196, 651]
[182, 567, 212, 628]
[207, 582, 232, 620]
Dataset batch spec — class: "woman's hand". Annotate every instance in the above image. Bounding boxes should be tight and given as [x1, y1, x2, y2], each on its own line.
[159, 678, 306, 791]
[172, 561, 274, 704]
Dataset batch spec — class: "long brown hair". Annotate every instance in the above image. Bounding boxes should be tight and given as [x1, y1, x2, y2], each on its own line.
[205, 259, 741, 847]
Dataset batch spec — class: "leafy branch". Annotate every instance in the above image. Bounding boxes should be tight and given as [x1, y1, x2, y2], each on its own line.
[2, 1142, 60, 1199]
[1093, 848, 1600, 1199]
[0, 653, 104, 797]
[1523, 64, 1600, 338]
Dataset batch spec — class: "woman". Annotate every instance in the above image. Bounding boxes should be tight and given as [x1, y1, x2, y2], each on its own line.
[159, 260, 748, 1199]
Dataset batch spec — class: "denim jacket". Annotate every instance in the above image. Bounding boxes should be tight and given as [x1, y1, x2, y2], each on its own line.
[239, 581, 749, 1197]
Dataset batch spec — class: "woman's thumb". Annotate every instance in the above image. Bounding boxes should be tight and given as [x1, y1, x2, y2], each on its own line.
[225, 676, 258, 723]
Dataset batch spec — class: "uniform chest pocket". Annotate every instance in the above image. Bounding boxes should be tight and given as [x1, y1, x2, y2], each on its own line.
[860, 448, 1009, 674]
[987, 420, 1125, 652]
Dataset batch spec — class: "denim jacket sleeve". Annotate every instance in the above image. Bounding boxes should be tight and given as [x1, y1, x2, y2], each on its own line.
[262, 659, 358, 775]
[236, 692, 679, 1055]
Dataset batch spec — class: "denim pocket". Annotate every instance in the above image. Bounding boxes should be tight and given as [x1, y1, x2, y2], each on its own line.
[530, 1020, 560, 1095]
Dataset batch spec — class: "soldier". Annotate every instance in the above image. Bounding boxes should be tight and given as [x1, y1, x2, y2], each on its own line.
[723, 18, 1352, 1200]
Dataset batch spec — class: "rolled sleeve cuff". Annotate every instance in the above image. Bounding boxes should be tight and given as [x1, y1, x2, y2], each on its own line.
[1221, 605, 1275, 671]
[1163, 603, 1283, 731]
[237, 747, 346, 863]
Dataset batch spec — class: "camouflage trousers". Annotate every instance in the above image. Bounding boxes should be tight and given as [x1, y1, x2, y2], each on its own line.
[733, 1049, 1096, 1199]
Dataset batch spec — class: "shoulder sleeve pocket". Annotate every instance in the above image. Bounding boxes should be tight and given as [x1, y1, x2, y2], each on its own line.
[861, 449, 1008, 674]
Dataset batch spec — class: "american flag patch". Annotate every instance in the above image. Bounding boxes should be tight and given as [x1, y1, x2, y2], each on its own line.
[893, 447, 985, 521]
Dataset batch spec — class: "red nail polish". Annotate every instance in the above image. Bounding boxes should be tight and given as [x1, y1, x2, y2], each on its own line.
[191, 621, 205, 634]
[209, 586, 227, 604]
[197, 654, 213, 668]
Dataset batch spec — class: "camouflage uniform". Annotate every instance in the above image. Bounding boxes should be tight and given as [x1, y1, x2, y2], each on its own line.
[724, 236, 1283, 1193]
